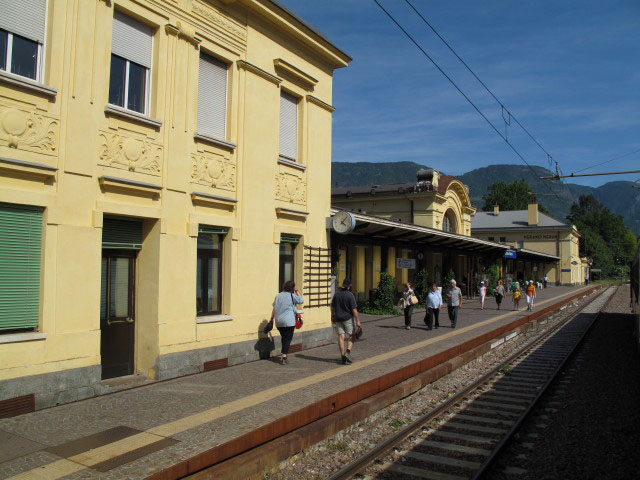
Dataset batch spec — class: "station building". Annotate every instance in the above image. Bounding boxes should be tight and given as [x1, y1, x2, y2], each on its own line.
[471, 203, 582, 285]
[0, 0, 350, 411]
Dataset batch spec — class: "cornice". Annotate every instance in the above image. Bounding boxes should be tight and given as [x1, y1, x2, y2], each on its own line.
[236, 60, 282, 85]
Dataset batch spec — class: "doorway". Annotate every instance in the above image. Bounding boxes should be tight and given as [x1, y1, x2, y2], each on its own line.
[100, 217, 142, 379]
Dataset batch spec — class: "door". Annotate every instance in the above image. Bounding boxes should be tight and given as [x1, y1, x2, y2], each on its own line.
[100, 251, 136, 379]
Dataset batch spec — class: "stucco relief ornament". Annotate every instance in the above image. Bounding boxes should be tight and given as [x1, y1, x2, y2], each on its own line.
[1, 108, 57, 151]
[275, 173, 306, 205]
[191, 154, 235, 190]
[99, 132, 161, 174]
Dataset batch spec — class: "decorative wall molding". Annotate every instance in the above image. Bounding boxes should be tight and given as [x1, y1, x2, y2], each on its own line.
[99, 176, 161, 198]
[194, 132, 236, 151]
[104, 104, 162, 129]
[192, 3, 246, 39]
[0, 105, 59, 154]
[98, 131, 162, 175]
[165, 22, 201, 47]
[191, 153, 236, 191]
[275, 172, 306, 205]
[0, 157, 57, 181]
[0, 70, 57, 97]
[274, 58, 317, 90]
[236, 60, 282, 85]
[307, 95, 335, 113]
[191, 191, 236, 209]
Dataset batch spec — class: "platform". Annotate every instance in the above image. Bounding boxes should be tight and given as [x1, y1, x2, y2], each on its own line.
[0, 285, 596, 480]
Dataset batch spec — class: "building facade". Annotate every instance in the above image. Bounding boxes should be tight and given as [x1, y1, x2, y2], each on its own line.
[471, 203, 582, 284]
[0, 0, 350, 411]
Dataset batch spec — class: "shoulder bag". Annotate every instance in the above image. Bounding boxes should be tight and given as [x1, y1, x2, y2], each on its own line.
[291, 293, 303, 329]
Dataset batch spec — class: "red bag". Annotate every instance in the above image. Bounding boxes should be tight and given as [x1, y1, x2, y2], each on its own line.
[295, 313, 303, 329]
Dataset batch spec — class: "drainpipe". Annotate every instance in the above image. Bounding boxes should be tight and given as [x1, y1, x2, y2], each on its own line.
[410, 200, 414, 224]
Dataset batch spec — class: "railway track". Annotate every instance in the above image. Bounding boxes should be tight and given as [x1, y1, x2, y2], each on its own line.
[328, 287, 614, 480]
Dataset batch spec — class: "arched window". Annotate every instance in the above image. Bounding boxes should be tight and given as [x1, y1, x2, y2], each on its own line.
[442, 210, 457, 233]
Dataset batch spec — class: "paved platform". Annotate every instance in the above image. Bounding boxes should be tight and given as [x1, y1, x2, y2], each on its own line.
[0, 285, 594, 480]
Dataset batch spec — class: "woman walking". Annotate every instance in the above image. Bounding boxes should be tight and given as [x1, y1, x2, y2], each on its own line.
[401, 283, 415, 329]
[267, 280, 303, 365]
[479, 281, 487, 310]
[494, 280, 505, 310]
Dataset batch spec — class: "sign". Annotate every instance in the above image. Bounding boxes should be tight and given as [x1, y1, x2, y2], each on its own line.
[561, 268, 571, 272]
[504, 250, 517, 259]
[523, 233, 558, 240]
[571, 260, 578, 265]
[588, 259, 593, 265]
[396, 258, 416, 269]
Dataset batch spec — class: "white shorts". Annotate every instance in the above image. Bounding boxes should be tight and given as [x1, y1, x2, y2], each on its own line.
[526, 295, 534, 304]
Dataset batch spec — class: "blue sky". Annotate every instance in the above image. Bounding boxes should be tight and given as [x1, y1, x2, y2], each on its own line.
[282, 0, 640, 187]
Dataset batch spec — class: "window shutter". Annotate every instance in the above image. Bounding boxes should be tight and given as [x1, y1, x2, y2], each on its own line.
[280, 234, 300, 244]
[102, 217, 143, 250]
[279, 91, 298, 160]
[112, 10, 153, 69]
[198, 225, 229, 235]
[0, 203, 42, 331]
[0, 0, 47, 44]
[197, 53, 228, 140]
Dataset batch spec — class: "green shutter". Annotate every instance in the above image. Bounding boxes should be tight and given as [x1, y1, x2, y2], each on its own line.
[102, 217, 143, 250]
[0, 203, 42, 331]
[198, 225, 229, 235]
[280, 233, 300, 244]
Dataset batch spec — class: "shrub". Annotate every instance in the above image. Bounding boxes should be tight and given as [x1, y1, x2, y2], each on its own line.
[362, 272, 396, 315]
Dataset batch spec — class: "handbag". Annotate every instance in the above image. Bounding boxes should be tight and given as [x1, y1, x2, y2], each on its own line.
[410, 295, 419, 305]
[291, 293, 303, 329]
[264, 319, 274, 333]
[354, 324, 363, 340]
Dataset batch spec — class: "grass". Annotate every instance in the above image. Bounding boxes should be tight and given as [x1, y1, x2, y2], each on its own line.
[499, 364, 511, 374]
[326, 440, 350, 452]
[388, 418, 405, 429]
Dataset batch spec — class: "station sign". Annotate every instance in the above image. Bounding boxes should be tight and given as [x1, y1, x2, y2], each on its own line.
[396, 258, 416, 269]
[504, 250, 517, 259]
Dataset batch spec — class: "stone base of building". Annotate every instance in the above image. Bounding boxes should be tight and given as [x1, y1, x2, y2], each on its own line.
[154, 326, 334, 380]
[0, 326, 334, 415]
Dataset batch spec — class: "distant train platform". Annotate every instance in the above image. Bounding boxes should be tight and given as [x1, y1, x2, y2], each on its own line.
[0, 285, 598, 480]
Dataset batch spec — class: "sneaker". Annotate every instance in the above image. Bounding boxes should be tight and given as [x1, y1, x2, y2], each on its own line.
[345, 351, 354, 363]
[405, 326, 411, 330]
[342, 354, 353, 365]
[280, 356, 287, 365]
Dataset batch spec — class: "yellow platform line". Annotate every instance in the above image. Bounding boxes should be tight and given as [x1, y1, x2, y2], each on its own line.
[8, 287, 590, 479]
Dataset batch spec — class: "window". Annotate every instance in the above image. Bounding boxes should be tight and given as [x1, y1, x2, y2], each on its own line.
[0, 203, 42, 333]
[500, 237, 506, 243]
[197, 226, 227, 316]
[279, 234, 299, 290]
[197, 52, 227, 140]
[109, 10, 153, 114]
[488, 237, 495, 241]
[442, 210, 457, 233]
[279, 91, 298, 161]
[0, 0, 47, 81]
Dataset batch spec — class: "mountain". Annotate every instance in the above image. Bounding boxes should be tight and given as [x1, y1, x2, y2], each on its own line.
[331, 162, 640, 234]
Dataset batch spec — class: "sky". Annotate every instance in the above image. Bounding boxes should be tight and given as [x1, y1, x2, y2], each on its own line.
[281, 0, 640, 188]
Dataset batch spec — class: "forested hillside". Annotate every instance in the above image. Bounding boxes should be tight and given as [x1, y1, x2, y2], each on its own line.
[331, 162, 640, 234]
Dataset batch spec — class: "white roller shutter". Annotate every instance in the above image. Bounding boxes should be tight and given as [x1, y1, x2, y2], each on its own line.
[279, 91, 298, 160]
[112, 10, 153, 69]
[197, 53, 228, 140]
[0, 0, 47, 44]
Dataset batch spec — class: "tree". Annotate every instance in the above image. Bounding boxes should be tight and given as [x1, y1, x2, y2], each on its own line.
[482, 180, 551, 214]
[567, 194, 636, 278]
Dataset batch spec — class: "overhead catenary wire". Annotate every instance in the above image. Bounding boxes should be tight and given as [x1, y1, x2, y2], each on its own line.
[572, 147, 640, 174]
[402, 0, 576, 203]
[372, 0, 562, 201]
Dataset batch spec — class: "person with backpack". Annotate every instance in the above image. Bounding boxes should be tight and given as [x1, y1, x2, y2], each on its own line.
[266, 280, 303, 365]
[331, 278, 361, 365]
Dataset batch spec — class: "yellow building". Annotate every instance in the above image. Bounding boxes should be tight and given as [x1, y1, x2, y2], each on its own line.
[0, 0, 350, 411]
[471, 203, 581, 285]
[332, 169, 476, 235]
[331, 169, 505, 298]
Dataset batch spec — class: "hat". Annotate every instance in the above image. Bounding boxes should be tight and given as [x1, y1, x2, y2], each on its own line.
[342, 278, 352, 287]
[480, 281, 484, 284]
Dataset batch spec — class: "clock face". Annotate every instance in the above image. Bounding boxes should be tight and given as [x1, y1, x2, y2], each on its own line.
[332, 211, 355, 234]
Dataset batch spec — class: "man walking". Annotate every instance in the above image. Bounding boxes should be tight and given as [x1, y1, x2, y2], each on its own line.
[424, 283, 442, 330]
[446, 280, 462, 328]
[331, 278, 361, 365]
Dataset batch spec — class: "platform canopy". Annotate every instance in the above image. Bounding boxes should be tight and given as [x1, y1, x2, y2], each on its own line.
[330, 208, 510, 254]
[516, 247, 560, 262]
